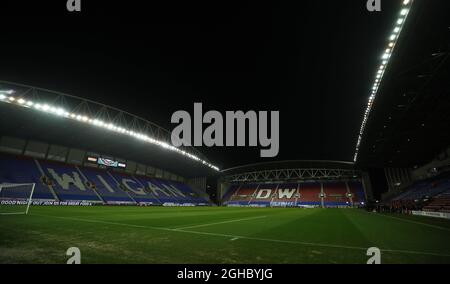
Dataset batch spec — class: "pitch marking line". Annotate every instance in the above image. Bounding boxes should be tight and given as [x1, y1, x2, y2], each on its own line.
[173, 215, 267, 230]
[365, 211, 450, 232]
[32, 214, 450, 258]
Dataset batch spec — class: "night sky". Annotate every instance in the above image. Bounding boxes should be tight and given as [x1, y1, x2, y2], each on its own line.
[0, 0, 402, 169]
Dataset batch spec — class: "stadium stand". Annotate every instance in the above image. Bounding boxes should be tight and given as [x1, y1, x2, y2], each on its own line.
[423, 191, 450, 213]
[297, 182, 322, 206]
[221, 184, 240, 202]
[78, 166, 136, 203]
[248, 183, 278, 206]
[271, 183, 298, 207]
[227, 184, 260, 206]
[348, 181, 366, 205]
[0, 153, 209, 206]
[392, 176, 450, 202]
[170, 180, 208, 204]
[223, 181, 365, 207]
[39, 160, 102, 202]
[322, 182, 349, 207]
[110, 171, 162, 204]
[0, 154, 55, 200]
[380, 173, 450, 213]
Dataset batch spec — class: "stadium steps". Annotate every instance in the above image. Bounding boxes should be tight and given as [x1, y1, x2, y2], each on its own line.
[345, 181, 354, 206]
[106, 171, 138, 204]
[75, 165, 106, 204]
[222, 184, 241, 205]
[131, 175, 162, 204]
[227, 184, 242, 203]
[320, 182, 324, 208]
[247, 184, 261, 205]
[294, 183, 299, 206]
[269, 184, 280, 206]
[34, 159, 60, 201]
[38, 160, 103, 202]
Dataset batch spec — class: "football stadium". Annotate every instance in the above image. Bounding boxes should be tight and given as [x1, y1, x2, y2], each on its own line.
[1, 0, 450, 267]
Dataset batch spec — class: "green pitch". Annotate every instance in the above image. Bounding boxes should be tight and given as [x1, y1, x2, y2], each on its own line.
[1, 206, 450, 264]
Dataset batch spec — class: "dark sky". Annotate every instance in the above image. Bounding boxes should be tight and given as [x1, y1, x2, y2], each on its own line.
[0, 0, 401, 169]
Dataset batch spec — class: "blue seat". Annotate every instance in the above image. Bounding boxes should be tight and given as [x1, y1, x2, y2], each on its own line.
[0, 156, 55, 200]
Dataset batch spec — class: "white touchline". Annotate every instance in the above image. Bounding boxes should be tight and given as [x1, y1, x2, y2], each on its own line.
[363, 211, 450, 232]
[31, 214, 450, 258]
[172, 215, 267, 230]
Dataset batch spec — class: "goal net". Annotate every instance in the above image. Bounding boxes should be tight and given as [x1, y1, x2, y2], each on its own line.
[0, 183, 36, 215]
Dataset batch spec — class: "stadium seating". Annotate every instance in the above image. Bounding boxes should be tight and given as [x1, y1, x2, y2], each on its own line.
[271, 183, 298, 207]
[248, 183, 278, 206]
[223, 181, 365, 207]
[0, 155, 55, 200]
[0, 154, 209, 206]
[391, 176, 450, 202]
[348, 181, 366, 204]
[227, 184, 259, 205]
[297, 182, 322, 206]
[322, 182, 349, 207]
[381, 174, 450, 213]
[39, 160, 102, 202]
[423, 191, 450, 213]
[222, 184, 240, 202]
[110, 172, 162, 204]
[169, 180, 208, 204]
[78, 166, 135, 203]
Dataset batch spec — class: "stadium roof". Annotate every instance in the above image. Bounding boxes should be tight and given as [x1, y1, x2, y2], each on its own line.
[0, 81, 219, 177]
[356, 0, 450, 168]
[222, 160, 356, 175]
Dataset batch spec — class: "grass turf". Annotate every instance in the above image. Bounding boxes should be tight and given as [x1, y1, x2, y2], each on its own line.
[1, 206, 450, 264]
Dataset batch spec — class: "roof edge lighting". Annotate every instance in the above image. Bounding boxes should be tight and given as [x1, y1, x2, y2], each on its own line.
[353, 0, 414, 163]
[0, 91, 220, 171]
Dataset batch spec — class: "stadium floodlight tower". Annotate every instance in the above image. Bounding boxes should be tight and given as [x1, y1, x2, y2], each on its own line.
[0, 183, 36, 215]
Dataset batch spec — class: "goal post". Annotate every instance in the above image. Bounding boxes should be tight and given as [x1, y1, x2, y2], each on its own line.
[0, 183, 36, 215]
